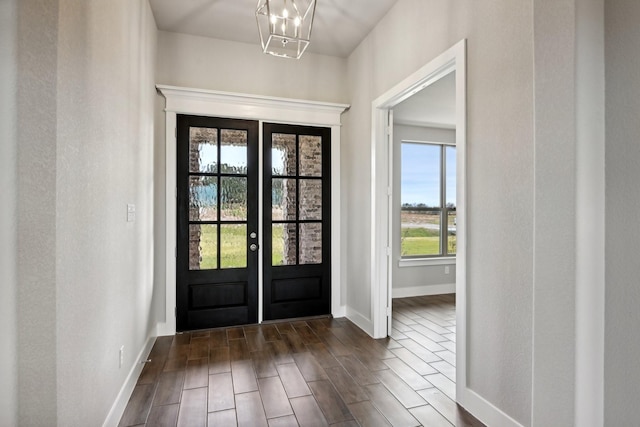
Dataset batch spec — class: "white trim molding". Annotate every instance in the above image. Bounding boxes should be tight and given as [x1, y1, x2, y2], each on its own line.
[156, 85, 348, 335]
[392, 283, 456, 299]
[398, 257, 456, 268]
[369, 39, 519, 426]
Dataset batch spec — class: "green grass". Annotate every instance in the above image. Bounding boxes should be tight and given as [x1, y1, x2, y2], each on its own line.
[196, 223, 284, 269]
[196, 224, 456, 268]
[401, 227, 457, 256]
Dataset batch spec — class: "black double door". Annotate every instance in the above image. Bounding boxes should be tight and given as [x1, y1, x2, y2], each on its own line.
[176, 115, 331, 331]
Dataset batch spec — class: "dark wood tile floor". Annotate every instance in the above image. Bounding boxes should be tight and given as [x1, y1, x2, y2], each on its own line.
[119, 294, 484, 426]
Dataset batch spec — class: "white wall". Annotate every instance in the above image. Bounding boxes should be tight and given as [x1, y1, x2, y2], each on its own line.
[0, 0, 18, 425]
[391, 125, 456, 298]
[17, 0, 60, 423]
[14, 0, 159, 424]
[605, 0, 640, 424]
[55, 1, 158, 424]
[345, 1, 534, 423]
[156, 31, 348, 103]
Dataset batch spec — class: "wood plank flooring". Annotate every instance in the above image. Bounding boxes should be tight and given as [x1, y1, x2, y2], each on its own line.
[119, 294, 484, 427]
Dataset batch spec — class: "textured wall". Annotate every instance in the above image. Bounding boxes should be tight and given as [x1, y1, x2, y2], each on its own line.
[16, 0, 60, 424]
[0, 0, 18, 425]
[392, 125, 457, 294]
[605, 0, 640, 424]
[531, 0, 577, 425]
[14, 0, 158, 424]
[54, 0, 158, 424]
[345, 0, 534, 423]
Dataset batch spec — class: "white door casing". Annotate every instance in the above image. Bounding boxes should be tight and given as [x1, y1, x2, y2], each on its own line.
[156, 86, 348, 335]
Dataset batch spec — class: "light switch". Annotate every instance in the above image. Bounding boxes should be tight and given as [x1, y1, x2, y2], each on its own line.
[127, 204, 135, 222]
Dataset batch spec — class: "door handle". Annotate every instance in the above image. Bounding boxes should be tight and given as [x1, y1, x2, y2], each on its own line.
[250, 243, 259, 252]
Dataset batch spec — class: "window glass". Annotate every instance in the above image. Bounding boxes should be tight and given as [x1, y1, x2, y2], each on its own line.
[400, 143, 456, 258]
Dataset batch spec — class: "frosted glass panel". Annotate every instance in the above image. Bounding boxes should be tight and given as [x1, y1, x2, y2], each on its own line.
[299, 179, 322, 220]
[272, 223, 297, 266]
[299, 135, 322, 176]
[299, 223, 322, 264]
[272, 178, 296, 221]
[272, 133, 297, 176]
[189, 127, 218, 173]
[189, 224, 217, 270]
[220, 129, 247, 174]
[189, 176, 217, 221]
[220, 224, 246, 268]
[220, 177, 247, 221]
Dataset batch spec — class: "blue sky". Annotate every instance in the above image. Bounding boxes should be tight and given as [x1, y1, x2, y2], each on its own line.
[401, 143, 456, 207]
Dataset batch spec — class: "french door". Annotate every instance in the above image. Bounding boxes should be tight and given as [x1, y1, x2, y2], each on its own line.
[176, 116, 330, 331]
[263, 123, 331, 321]
[176, 115, 259, 331]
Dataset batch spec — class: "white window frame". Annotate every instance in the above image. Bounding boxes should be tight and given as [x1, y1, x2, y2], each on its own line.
[399, 140, 457, 261]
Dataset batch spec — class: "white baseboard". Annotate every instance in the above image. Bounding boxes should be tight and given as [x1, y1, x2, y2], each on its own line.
[332, 304, 346, 318]
[392, 283, 455, 298]
[345, 307, 374, 336]
[156, 321, 175, 337]
[458, 387, 525, 427]
[102, 335, 156, 427]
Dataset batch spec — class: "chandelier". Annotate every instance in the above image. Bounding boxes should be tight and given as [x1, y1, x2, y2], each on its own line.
[256, 0, 317, 59]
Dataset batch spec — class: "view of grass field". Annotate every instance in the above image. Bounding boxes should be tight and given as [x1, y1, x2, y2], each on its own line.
[401, 211, 457, 256]
[196, 223, 285, 269]
[401, 226, 457, 256]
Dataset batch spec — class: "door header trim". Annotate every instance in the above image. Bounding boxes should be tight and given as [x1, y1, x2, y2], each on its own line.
[157, 85, 349, 127]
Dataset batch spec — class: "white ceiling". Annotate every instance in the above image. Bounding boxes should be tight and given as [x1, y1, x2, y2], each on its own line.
[148, 0, 399, 58]
[393, 72, 456, 129]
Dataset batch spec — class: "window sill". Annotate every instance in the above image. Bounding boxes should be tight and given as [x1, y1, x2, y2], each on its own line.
[398, 257, 456, 268]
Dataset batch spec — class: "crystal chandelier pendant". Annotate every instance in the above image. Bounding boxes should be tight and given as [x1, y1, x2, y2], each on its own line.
[256, 0, 316, 59]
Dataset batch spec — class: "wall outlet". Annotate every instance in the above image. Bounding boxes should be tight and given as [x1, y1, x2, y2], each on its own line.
[127, 204, 135, 222]
[444, 266, 450, 274]
[119, 346, 124, 368]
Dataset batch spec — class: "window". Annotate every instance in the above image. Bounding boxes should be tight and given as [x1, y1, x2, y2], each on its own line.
[400, 142, 456, 258]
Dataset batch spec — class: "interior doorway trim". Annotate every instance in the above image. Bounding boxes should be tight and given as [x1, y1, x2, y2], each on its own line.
[156, 85, 349, 335]
[370, 39, 468, 401]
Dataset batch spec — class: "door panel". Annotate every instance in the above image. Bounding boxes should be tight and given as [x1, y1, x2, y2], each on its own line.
[177, 115, 259, 331]
[263, 123, 331, 320]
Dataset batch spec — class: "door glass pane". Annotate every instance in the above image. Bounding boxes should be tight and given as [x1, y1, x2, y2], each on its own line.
[220, 177, 247, 221]
[299, 135, 322, 177]
[272, 133, 297, 176]
[299, 223, 322, 264]
[220, 129, 248, 174]
[272, 178, 296, 221]
[401, 143, 441, 208]
[189, 176, 217, 221]
[299, 179, 322, 220]
[400, 210, 441, 256]
[189, 224, 217, 270]
[272, 223, 297, 266]
[220, 224, 246, 268]
[447, 211, 457, 255]
[189, 127, 218, 173]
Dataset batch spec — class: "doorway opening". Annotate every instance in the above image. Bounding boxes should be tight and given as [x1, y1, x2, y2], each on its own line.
[370, 40, 467, 402]
[157, 85, 348, 335]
